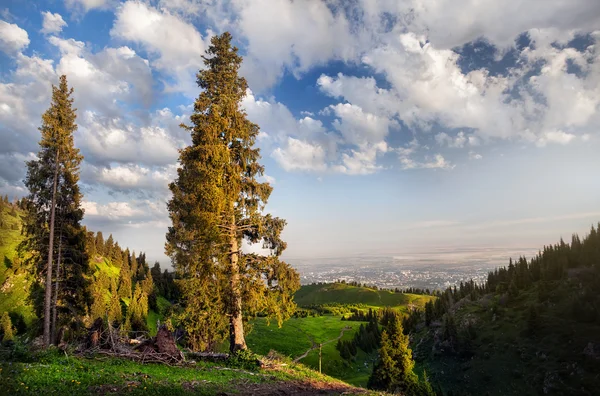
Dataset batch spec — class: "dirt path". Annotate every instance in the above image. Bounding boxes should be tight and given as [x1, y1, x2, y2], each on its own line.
[293, 326, 353, 363]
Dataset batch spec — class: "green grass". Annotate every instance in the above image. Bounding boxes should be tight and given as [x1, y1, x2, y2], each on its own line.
[294, 283, 435, 311]
[0, 348, 379, 395]
[246, 315, 378, 387]
[147, 296, 172, 336]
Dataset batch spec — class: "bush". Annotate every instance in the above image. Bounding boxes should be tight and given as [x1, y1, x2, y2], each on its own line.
[227, 349, 260, 371]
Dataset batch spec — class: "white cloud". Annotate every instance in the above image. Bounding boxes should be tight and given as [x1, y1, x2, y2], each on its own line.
[536, 130, 577, 147]
[41, 11, 67, 35]
[435, 131, 471, 148]
[233, 0, 355, 91]
[83, 200, 143, 219]
[48, 36, 153, 114]
[272, 138, 327, 172]
[317, 73, 398, 117]
[78, 111, 182, 167]
[0, 21, 29, 54]
[64, 0, 111, 13]
[91, 163, 175, 192]
[401, 153, 454, 170]
[111, 0, 210, 95]
[328, 103, 394, 147]
[333, 142, 388, 175]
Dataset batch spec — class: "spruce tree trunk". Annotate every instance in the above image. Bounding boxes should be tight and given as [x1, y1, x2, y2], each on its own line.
[229, 221, 247, 353]
[44, 148, 59, 347]
[51, 236, 62, 345]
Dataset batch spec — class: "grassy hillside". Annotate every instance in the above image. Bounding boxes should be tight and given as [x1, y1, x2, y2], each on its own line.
[246, 315, 376, 387]
[0, 348, 385, 395]
[295, 283, 435, 312]
[0, 204, 34, 327]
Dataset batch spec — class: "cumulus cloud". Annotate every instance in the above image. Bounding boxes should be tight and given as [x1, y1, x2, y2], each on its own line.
[233, 0, 355, 91]
[272, 138, 328, 172]
[77, 111, 182, 167]
[0, 21, 29, 54]
[46, 36, 154, 117]
[90, 163, 176, 193]
[111, 0, 210, 95]
[41, 11, 67, 34]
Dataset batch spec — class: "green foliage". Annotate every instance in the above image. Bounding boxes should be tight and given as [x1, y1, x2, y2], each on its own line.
[166, 32, 299, 352]
[226, 349, 260, 370]
[368, 316, 432, 395]
[1, 312, 14, 342]
[20, 74, 89, 341]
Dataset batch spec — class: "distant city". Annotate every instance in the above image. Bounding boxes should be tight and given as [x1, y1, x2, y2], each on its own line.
[288, 247, 539, 291]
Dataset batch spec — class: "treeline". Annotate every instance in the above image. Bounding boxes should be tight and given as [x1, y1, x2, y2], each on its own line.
[402, 225, 600, 341]
[336, 308, 382, 360]
[314, 280, 433, 295]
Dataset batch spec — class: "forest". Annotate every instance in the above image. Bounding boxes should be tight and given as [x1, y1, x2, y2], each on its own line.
[0, 31, 599, 396]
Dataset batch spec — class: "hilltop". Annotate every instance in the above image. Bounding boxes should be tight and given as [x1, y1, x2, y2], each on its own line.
[294, 282, 435, 313]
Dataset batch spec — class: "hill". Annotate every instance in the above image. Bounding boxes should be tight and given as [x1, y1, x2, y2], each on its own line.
[294, 282, 435, 313]
[406, 227, 600, 395]
[246, 315, 374, 387]
[0, 347, 387, 395]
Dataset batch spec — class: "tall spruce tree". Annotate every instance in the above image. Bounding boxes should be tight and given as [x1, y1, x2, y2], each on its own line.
[22, 75, 87, 346]
[166, 32, 299, 352]
[368, 315, 422, 393]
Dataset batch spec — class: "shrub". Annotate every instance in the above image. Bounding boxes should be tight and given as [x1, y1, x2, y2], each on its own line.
[227, 349, 260, 371]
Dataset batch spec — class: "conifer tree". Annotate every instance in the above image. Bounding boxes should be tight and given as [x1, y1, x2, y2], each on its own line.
[21, 75, 87, 346]
[166, 32, 300, 352]
[0, 312, 14, 342]
[368, 316, 421, 393]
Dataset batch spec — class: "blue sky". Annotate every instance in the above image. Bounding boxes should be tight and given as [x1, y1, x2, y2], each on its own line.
[0, 0, 599, 266]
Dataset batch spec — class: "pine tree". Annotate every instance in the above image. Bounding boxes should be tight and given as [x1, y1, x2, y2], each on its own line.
[107, 277, 122, 323]
[21, 75, 87, 346]
[368, 315, 420, 393]
[166, 32, 299, 352]
[0, 312, 14, 342]
[95, 231, 104, 256]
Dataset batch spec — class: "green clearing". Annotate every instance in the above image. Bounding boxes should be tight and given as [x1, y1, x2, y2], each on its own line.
[246, 315, 376, 387]
[294, 283, 435, 312]
[243, 283, 438, 387]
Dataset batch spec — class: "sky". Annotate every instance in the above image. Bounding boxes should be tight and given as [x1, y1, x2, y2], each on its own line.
[0, 0, 599, 267]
